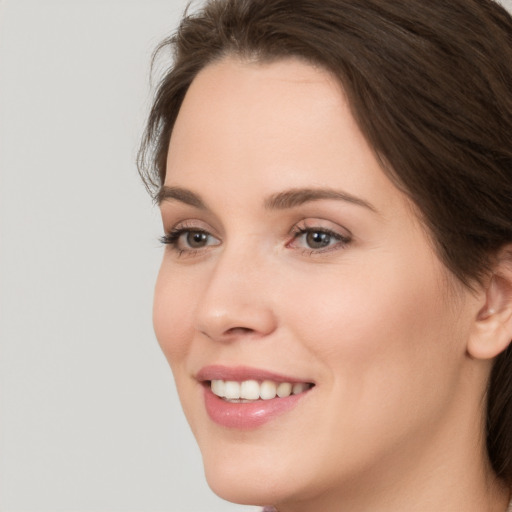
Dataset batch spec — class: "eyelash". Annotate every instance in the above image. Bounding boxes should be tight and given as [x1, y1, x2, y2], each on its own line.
[288, 225, 351, 254]
[159, 223, 351, 257]
[159, 226, 215, 257]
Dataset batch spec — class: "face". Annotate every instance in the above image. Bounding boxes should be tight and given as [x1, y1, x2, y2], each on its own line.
[154, 57, 480, 509]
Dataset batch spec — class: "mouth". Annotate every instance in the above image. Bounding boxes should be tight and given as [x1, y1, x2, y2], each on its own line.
[207, 379, 313, 402]
[197, 366, 315, 429]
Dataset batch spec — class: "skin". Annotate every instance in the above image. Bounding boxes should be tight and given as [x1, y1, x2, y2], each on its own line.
[153, 57, 510, 511]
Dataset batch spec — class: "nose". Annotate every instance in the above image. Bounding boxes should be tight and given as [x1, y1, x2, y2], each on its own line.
[193, 247, 278, 343]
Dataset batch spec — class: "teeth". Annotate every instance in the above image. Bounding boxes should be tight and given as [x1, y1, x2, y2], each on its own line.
[210, 379, 311, 401]
[292, 382, 308, 395]
[260, 380, 277, 400]
[240, 380, 260, 400]
[224, 381, 241, 400]
[211, 379, 225, 397]
[277, 382, 292, 398]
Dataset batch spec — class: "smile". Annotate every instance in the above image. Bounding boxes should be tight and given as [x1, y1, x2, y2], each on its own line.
[210, 379, 312, 402]
[197, 366, 315, 429]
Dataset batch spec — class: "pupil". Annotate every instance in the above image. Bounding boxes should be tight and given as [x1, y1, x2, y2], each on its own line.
[306, 231, 331, 248]
[187, 231, 207, 248]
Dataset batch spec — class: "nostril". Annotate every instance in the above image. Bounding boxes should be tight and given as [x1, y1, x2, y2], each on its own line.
[225, 327, 255, 335]
[195, 300, 277, 342]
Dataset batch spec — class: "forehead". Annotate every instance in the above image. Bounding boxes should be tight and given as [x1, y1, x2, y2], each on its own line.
[164, 56, 397, 213]
[167, 56, 348, 161]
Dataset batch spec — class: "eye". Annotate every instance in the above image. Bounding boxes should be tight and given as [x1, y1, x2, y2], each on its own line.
[160, 227, 220, 254]
[288, 224, 351, 253]
[183, 231, 211, 248]
[303, 230, 335, 249]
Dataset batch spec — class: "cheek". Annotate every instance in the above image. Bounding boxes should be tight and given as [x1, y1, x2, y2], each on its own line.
[275, 256, 467, 470]
[282, 253, 463, 401]
[153, 263, 196, 366]
[285, 265, 439, 348]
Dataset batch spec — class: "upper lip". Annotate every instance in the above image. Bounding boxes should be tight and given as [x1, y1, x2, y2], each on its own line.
[196, 365, 314, 384]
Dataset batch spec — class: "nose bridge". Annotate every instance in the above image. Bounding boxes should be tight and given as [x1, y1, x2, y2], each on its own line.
[193, 240, 277, 341]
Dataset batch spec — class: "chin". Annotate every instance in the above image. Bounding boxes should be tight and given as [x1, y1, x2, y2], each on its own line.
[198, 428, 338, 509]
[206, 473, 278, 507]
[198, 435, 303, 506]
[204, 461, 298, 507]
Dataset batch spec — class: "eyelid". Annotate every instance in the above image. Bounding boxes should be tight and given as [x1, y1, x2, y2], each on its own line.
[165, 218, 215, 232]
[290, 218, 352, 239]
[287, 219, 352, 254]
[160, 219, 221, 256]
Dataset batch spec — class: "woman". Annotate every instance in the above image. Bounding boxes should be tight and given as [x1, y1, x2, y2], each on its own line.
[138, 0, 512, 510]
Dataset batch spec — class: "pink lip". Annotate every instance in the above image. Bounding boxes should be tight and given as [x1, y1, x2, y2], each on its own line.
[196, 365, 310, 383]
[197, 365, 314, 430]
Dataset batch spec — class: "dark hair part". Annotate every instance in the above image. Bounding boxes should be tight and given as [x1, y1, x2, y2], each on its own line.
[138, 0, 512, 484]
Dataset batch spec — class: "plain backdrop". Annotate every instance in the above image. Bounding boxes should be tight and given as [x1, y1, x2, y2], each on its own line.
[1, 1, 512, 511]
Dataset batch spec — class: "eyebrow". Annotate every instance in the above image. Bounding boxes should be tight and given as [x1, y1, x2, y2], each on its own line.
[157, 185, 377, 213]
[157, 186, 207, 209]
[264, 188, 377, 212]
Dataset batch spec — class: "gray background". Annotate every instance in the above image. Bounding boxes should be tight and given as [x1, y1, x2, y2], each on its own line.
[1, 0, 511, 511]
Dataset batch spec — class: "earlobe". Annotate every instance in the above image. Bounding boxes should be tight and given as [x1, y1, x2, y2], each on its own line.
[468, 248, 512, 360]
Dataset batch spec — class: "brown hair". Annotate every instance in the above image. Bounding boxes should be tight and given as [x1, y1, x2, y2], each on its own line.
[138, 0, 512, 484]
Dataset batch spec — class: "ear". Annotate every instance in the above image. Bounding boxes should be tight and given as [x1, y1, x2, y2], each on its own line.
[468, 246, 512, 360]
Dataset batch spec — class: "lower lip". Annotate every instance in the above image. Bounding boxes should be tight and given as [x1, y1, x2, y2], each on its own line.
[203, 385, 309, 429]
